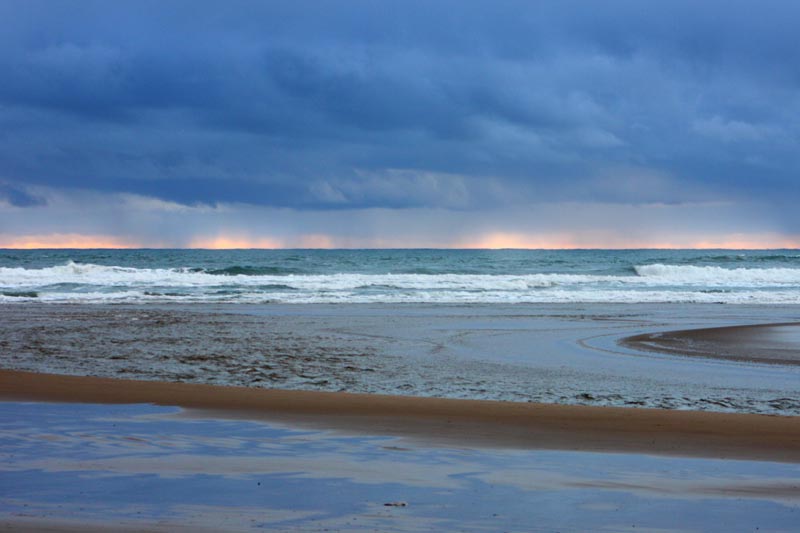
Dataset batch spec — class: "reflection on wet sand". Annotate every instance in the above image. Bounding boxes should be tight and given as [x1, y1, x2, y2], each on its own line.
[2, 402, 800, 532]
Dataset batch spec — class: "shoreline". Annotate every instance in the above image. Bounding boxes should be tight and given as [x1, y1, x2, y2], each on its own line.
[2, 369, 799, 462]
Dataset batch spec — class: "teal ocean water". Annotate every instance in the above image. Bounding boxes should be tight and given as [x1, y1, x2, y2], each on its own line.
[1, 249, 800, 303]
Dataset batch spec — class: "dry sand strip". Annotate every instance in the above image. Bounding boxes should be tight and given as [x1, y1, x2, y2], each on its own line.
[1, 369, 799, 462]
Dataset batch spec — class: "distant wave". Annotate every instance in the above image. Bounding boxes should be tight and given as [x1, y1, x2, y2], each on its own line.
[205, 265, 303, 276]
[0, 261, 612, 289]
[1, 291, 38, 298]
[666, 253, 800, 263]
[634, 263, 800, 284]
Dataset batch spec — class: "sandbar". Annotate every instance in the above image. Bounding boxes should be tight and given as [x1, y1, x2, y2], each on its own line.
[623, 322, 800, 366]
[2, 369, 799, 462]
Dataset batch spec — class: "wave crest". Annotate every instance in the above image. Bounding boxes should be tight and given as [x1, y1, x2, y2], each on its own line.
[205, 265, 301, 276]
[634, 264, 800, 284]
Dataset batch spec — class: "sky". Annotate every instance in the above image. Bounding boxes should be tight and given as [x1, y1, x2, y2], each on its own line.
[1, 0, 799, 249]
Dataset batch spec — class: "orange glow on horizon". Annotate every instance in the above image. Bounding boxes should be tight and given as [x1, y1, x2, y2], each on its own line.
[188, 233, 335, 249]
[1, 231, 799, 250]
[187, 235, 284, 249]
[0, 233, 144, 249]
[455, 231, 800, 250]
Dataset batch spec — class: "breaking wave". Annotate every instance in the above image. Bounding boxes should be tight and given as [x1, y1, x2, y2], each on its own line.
[634, 264, 800, 284]
[1, 260, 800, 304]
[205, 265, 303, 276]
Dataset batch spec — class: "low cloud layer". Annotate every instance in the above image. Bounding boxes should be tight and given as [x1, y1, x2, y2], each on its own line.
[2, 186, 795, 249]
[1, 1, 798, 246]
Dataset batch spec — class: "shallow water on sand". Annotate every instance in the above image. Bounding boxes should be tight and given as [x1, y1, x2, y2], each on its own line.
[2, 401, 800, 532]
[2, 302, 799, 415]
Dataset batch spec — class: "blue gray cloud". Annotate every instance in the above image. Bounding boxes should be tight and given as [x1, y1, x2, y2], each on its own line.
[1, 0, 799, 242]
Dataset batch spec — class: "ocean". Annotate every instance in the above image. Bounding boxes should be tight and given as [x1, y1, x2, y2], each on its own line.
[2, 248, 800, 304]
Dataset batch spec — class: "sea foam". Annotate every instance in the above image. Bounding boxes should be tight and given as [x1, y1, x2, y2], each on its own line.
[634, 263, 800, 284]
[2, 260, 800, 304]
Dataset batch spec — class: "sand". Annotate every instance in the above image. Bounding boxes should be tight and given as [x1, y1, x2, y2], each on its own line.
[2, 369, 799, 462]
[0, 518, 210, 533]
[623, 322, 800, 366]
[4, 303, 799, 415]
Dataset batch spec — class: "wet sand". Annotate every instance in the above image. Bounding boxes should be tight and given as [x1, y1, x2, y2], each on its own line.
[5, 401, 800, 532]
[2, 369, 799, 462]
[623, 322, 800, 366]
[4, 305, 800, 531]
[0, 519, 210, 532]
[4, 303, 800, 415]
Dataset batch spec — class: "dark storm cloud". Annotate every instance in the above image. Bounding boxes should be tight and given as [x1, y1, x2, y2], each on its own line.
[0, 0, 798, 212]
[0, 182, 45, 207]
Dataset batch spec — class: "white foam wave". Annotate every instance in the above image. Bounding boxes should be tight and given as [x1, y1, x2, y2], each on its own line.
[0, 261, 617, 290]
[3, 261, 800, 304]
[2, 289, 799, 305]
[634, 264, 800, 284]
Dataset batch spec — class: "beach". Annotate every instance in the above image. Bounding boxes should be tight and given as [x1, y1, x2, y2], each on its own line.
[3, 302, 800, 415]
[3, 0, 800, 526]
[2, 251, 800, 530]
[3, 304, 800, 531]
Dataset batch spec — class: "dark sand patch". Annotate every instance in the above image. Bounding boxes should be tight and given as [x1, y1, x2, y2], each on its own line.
[623, 322, 800, 366]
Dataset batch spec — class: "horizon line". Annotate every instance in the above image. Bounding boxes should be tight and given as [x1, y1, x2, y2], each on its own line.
[3, 246, 800, 251]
